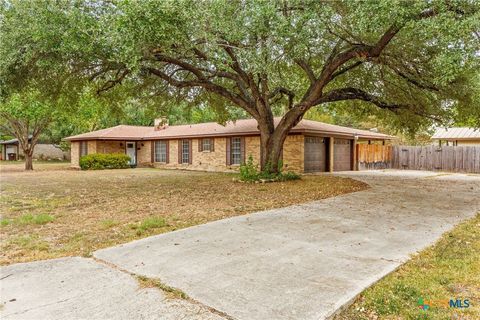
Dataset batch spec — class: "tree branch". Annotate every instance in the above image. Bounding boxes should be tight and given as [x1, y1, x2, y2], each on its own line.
[313, 87, 442, 122]
[146, 67, 259, 117]
[268, 87, 295, 109]
[304, 8, 438, 105]
[294, 59, 316, 84]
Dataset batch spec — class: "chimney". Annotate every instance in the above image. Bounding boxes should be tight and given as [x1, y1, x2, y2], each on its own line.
[154, 117, 169, 131]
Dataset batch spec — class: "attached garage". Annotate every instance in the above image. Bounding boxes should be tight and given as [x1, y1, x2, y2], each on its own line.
[304, 136, 327, 172]
[333, 139, 353, 171]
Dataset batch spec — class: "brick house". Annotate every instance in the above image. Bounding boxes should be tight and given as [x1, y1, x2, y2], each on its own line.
[64, 118, 393, 173]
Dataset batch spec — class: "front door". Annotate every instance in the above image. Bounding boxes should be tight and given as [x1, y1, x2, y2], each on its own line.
[125, 141, 136, 166]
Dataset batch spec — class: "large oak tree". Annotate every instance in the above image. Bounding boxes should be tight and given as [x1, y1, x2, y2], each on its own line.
[2, 0, 479, 172]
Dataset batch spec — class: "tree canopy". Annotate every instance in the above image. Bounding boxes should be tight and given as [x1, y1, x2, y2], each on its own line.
[1, 0, 479, 170]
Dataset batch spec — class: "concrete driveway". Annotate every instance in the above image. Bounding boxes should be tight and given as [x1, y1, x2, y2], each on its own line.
[93, 170, 480, 320]
[2, 170, 479, 320]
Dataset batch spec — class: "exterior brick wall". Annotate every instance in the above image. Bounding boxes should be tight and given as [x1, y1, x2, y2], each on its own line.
[70, 141, 80, 168]
[150, 134, 304, 173]
[283, 134, 304, 172]
[136, 141, 152, 167]
[96, 141, 124, 154]
[70, 134, 306, 173]
[245, 136, 260, 166]
[87, 141, 97, 154]
[152, 137, 234, 171]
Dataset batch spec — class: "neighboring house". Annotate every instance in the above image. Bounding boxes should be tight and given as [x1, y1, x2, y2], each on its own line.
[432, 127, 480, 146]
[0, 138, 69, 161]
[64, 118, 394, 173]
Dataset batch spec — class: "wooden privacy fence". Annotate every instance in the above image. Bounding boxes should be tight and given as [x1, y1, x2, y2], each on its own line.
[357, 144, 480, 173]
[391, 145, 480, 173]
[356, 144, 392, 170]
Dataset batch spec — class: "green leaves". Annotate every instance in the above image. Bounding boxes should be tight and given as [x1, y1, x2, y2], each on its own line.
[1, 0, 479, 137]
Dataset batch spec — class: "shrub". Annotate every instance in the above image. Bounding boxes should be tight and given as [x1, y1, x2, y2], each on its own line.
[79, 153, 131, 170]
[239, 155, 259, 182]
[238, 156, 301, 182]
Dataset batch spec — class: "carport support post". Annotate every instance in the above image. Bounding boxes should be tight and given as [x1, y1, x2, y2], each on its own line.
[352, 139, 358, 171]
[329, 137, 334, 173]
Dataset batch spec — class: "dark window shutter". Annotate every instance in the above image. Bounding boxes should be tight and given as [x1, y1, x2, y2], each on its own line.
[166, 140, 170, 164]
[151, 141, 155, 162]
[240, 137, 246, 164]
[226, 137, 231, 165]
[211, 138, 215, 152]
[198, 139, 203, 152]
[178, 139, 182, 164]
[189, 139, 192, 164]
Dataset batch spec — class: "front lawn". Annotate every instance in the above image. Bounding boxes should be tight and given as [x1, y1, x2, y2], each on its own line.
[0, 166, 367, 265]
[335, 213, 480, 320]
[0, 160, 70, 173]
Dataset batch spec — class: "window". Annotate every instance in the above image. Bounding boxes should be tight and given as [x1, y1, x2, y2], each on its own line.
[155, 141, 167, 163]
[181, 139, 190, 164]
[231, 137, 242, 165]
[80, 141, 88, 157]
[199, 138, 214, 152]
[202, 138, 211, 151]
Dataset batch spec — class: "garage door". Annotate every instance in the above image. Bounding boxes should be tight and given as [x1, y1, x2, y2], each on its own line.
[334, 139, 352, 171]
[304, 136, 326, 172]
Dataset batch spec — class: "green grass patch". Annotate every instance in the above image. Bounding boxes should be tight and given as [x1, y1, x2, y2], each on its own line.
[100, 219, 120, 229]
[18, 213, 55, 225]
[140, 217, 167, 229]
[131, 217, 167, 235]
[1, 213, 55, 226]
[335, 213, 480, 320]
[7, 235, 50, 251]
[137, 275, 189, 299]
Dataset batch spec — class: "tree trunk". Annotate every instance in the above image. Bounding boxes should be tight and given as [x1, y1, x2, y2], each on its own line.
[258, 125, 288, 174]
[24, 151, 33, 170]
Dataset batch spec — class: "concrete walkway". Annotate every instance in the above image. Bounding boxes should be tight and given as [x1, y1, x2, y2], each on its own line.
[93, 170, 480, 320]
[0, 257, 223, 320]
[1, 171, 479, 320]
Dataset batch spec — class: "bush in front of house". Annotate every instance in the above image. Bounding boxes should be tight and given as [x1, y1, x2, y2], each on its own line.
[79, 153, 131, 170]
[239, 155, 300, 182]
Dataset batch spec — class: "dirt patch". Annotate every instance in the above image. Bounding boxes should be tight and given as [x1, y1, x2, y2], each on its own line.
[0, 166, 367, 265]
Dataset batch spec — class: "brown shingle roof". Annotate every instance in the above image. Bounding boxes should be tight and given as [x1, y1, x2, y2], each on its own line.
[64, 118, 394, 141]
[432, 127, 480, 140]
[64, 125, 152, 141]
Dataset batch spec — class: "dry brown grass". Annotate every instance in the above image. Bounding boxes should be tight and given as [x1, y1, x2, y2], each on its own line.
[0, 163, 367, 265]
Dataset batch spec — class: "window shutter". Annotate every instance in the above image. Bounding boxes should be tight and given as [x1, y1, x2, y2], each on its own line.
[166, 140, 170, 163]
[226, 137, 231, 165]
[151, 141, 155, 163]
[78, 142, 81, 158]
[198, 139, 202, 152]
[211, 138, 215, 152]
[188, 139, 192, 164]
[240, 137, 246, 164]
[178, 139, 182, 164]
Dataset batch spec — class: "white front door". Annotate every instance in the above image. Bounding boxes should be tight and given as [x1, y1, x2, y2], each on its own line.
[125, 141, 136, 165]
